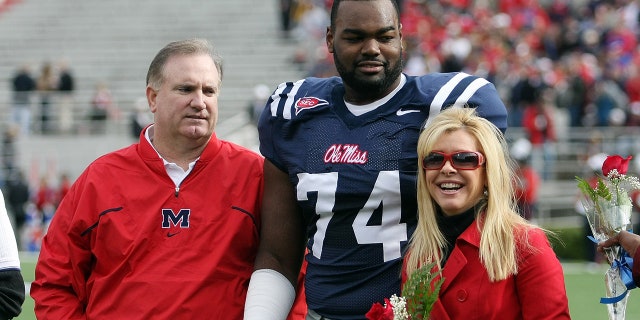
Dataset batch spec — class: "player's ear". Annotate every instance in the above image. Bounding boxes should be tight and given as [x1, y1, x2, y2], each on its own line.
[326, 26, 335, 53]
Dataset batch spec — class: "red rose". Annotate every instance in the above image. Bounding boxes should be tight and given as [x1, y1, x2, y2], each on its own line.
[602, 155, 633, 176]
[365, 298, 395, 320]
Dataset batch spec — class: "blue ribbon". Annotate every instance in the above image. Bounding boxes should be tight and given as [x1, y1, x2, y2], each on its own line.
[587, 236, 636, 304]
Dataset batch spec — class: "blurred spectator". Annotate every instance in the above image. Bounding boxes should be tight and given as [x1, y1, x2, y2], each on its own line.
[279, 0, 295, 38]
[5, 170, 30, 249]
[439, 21, 471, 73]
[627, 60, 640, 126]
[625, 64, 640, 106]
[306, 46, 338, 78]
[511, 138, 541, 221]
[10, 64, 36, 136]
[36, 61, 57, 134]
[509, 65, 545, 127]
[57, 172, 72, 206]
[589, 74, 628, 127]
[34, 176, 56, 227]
[522, 87, 557, 180]
[57, 60, 75, 134]
[289, 0, 329, 72]
[89, 81, 116, 134]
[1, 126, 19, 187]
[403, 38, 429, 76]
[247, 84, 272, 125]
[129, 97, 152, 139]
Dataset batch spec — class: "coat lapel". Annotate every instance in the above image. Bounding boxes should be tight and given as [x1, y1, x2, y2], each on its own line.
[439, 220, 481, 294]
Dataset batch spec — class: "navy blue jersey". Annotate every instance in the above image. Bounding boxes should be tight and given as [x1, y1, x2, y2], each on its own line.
[258, 72, 507, 319]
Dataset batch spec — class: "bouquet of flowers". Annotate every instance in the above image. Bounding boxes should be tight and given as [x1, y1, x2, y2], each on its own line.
[576, 154, 640, 320]
[365, 262, 444, 320]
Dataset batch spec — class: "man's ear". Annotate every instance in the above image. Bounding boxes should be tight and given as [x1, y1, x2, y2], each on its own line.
[146, 86, 157, 113]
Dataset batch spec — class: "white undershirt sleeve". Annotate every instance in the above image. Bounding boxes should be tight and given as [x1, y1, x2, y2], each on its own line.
[244, 269, 296, 320]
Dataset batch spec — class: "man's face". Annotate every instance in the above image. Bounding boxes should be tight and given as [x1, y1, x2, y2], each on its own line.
[147, 53, 220, 142]
[327, 0, 403, 103]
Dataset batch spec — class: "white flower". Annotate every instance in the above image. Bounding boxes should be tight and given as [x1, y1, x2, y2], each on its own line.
[389, 294, 409, 320]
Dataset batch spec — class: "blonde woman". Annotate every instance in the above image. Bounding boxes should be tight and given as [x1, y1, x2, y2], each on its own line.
[404, 107, 570, 319]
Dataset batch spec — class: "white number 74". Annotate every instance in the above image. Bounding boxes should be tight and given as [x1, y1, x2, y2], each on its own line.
[297, 170, 407, 262]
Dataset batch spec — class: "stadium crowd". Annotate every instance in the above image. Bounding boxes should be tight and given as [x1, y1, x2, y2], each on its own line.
[285, 0, 640, 129]
[280, 0, 640, 185]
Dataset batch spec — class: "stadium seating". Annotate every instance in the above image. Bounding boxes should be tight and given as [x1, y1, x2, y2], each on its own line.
[0, 0, 303, 180]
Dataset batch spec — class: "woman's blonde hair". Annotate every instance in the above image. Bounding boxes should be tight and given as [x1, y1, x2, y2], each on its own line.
[405, 107, 535, 281]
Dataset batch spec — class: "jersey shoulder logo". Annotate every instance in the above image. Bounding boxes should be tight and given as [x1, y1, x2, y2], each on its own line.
[295, 97, 329, 115]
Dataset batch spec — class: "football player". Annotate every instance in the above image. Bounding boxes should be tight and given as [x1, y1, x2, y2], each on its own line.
[245, 1, 508, 319]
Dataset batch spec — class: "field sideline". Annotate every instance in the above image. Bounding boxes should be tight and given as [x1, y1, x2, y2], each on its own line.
[15, 253, 640, 319]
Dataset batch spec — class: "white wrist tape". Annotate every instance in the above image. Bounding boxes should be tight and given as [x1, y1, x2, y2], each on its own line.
[244, 269, 296, 320]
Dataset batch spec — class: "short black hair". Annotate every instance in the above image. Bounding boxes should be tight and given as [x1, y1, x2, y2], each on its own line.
[330, 0, 400, 32]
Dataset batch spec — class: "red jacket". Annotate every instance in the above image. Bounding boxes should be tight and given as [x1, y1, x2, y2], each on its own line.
[408, 220, 570, 320]
[31, 131, 265, 319]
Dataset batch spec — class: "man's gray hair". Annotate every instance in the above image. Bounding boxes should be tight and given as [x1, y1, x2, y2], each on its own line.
[146, 38, 223, 89]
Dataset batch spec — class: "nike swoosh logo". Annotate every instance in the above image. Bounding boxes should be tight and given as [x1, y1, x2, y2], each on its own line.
[396, 109, 421, 116]
[167, 231, 181, 237]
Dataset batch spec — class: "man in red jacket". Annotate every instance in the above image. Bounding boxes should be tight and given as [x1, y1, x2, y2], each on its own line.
[30, 39, 304, 319]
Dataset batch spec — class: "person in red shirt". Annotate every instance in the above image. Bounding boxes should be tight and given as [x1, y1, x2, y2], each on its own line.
[404, 107, 570, 319]
[521, 87, 557, 180]
[30, 39, 304, 320]
[34, 176, 56, 225]
[56, 172, 72, 206]
[510, 138, 541, 221]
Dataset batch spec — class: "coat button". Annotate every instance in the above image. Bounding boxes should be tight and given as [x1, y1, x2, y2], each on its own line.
[456, 289, 468, 302]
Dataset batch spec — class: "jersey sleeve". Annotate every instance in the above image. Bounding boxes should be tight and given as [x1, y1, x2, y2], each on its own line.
[258, 78, 314, 172]
[466, 79, 508, 133]
[418, 72, 508, 133]
[257, 81, 292, 171]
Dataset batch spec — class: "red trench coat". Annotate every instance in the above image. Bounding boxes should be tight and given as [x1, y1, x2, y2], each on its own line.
[405, 220, 571, 320]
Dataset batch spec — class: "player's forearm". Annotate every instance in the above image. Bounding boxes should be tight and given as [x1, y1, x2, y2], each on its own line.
[253, 247, 303, 287]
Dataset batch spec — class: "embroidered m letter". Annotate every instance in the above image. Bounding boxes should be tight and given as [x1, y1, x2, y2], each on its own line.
[162, 209, 191, 228]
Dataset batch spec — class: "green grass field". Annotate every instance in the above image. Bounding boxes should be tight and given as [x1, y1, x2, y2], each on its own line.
[14, 254, 640, 319]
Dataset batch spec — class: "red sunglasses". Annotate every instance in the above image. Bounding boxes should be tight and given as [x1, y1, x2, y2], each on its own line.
[422, 151, 485, 170]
